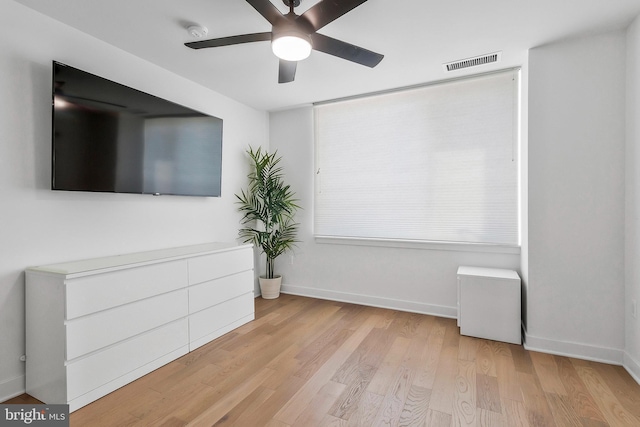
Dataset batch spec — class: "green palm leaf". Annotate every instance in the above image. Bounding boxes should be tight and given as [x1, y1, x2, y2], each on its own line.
[235, 147, 300, 279]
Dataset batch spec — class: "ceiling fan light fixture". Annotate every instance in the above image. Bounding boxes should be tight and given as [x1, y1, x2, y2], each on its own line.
[271, 32, 312, 61]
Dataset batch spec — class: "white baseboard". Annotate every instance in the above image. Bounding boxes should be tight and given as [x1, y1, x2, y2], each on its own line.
[280, 284, 457, 318]
[624, 352, 640, 385]
[523, 329, 624, 366]
[0, 374, 25, 403]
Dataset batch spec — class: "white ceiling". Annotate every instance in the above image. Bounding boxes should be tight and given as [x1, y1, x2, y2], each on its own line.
[14, 0, 640, 111]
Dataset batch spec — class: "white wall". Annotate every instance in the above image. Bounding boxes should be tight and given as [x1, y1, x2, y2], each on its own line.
[528, 31, 626, 363]
[0, 0, 268, 400]
[626, 14, 640, 380]
[269, 107, 520, 316]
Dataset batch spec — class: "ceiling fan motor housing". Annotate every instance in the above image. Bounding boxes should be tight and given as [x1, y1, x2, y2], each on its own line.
[282, 0, 301, 7]
[272, 18, 312, 44]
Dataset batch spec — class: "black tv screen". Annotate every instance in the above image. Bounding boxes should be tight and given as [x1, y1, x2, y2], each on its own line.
[52, 61, 223, 197]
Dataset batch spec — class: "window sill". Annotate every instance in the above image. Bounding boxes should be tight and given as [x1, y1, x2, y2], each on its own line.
[314, 235, 521, 254]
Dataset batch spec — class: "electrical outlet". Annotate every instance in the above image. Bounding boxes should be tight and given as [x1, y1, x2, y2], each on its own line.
[633, 300, 638, 319]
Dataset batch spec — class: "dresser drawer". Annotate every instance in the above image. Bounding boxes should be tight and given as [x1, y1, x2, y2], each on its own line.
[66, 289, 188, 360]
[66, 318, 188, 401]
[65, 260, 187, 320]
[189, 270, 254, 313]
[189, 292, 254, 343]
[188, 248, 253, 285]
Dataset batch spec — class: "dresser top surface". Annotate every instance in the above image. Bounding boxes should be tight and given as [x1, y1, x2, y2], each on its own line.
[27, 242, 252, 276]
[457, 266, 520, 280]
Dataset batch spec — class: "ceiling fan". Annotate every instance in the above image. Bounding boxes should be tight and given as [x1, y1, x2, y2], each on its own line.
[184, 0, 384, 83]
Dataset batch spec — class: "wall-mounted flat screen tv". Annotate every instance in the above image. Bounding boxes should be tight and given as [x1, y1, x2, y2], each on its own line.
[52, 61, 223, 197]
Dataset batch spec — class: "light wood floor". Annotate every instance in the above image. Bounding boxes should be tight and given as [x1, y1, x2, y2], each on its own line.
[6, 294, 640, 426]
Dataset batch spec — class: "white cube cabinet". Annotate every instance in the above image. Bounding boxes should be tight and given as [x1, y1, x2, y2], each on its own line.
[457, 266, 521, 345]
[26, 243, 254, 412]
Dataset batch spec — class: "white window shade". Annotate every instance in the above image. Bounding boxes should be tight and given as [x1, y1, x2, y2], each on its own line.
[314, 70, 519, 246]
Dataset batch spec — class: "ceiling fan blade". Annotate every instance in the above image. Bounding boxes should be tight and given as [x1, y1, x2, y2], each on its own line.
[246, 0, 286, 26]
[310, 33, 383, 68]
[185, 32, 272, 49]
[299, 0, 368, 31]
[278, 60, 297, 83]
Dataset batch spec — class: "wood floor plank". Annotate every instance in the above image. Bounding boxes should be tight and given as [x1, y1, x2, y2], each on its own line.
[147, 416, 184, 427]
[413, 311, 435, 339]
[210, 386, 275, 426]
[530, 351, 568, 395]
[335, 303, 370, 331]
[296, 313, 352, 362]
[319, 414, 348, 426]
[502, 398, 531, 427]
[273, 312, 380, 425]
[476, 339, 497, 377]
[329, 364, 376, 420]
[295, 328, 354, 381]
[386, 311, 418, 339]
[73, 402, 143, 427]
[510, 343, 535, 374]
[442, 317, 461, 349]
[345, 391, 384, 427]
[490, 340, 513, 358]
[5, 295, 639, 427]
[545, 392, 582, 427]
[221, 323, 279, 351]
[267, 296, 317, 326]
[402, 333, 433, 372]
[232, 375, 308, 426]
[427, 343, 458, 415]
[367, 335, 411, 395]
[177, 335, 236, 365]
[495, 351, 524, 402]
[292, 381, 345, 427]
[593, 362, 640, 418]
[412, 318, 446, 390]
[264, 418, 291, 427]
[517, 371, 558, 427]
[331, 327, 391, 385]
[398, 384, 431, 427]
[452, 359, 476, 427]
[476, 373, 502, 413]
[458, 335, 479, 361]
[137, 382, 218, 425]
[148, 362, 221, 395]
[575, 365, 640, 427]
[580, 417, 611, 427]
[234, 311, 280, 334]
[289, 302, 349, 351]
[424, 409, 453, 427]
[372, 365, 413, 426]
[555, 356, 606, 422]
[263, 344, 304, 390]
[477, 407, 507, 427]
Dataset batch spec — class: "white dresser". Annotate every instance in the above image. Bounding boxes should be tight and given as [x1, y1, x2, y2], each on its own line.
[25, 243, 254, 412]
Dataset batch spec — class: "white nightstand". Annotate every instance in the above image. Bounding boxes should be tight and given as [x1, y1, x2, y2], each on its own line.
[457, 266, 521, 344]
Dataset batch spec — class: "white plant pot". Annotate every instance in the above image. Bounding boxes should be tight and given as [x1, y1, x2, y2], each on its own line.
[259, 275, 282, 299]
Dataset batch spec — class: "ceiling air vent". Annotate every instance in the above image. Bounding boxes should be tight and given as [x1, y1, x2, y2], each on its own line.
[443, 51, 502, 72]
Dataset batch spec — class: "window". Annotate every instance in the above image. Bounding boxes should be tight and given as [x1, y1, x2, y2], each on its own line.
[314, 70, 519, 246]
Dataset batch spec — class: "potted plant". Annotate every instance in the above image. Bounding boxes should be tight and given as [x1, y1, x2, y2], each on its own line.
[236, 146, 300, 299]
